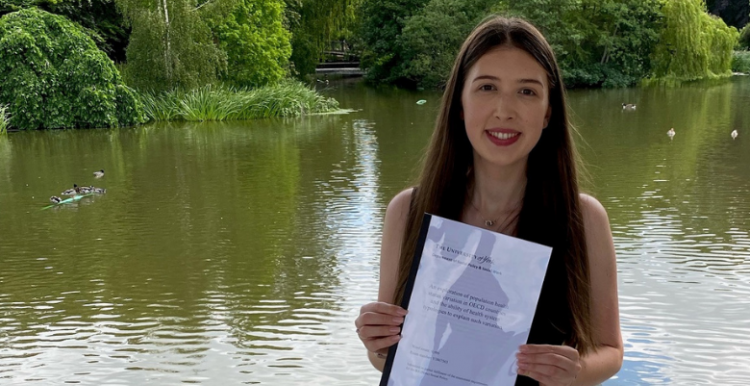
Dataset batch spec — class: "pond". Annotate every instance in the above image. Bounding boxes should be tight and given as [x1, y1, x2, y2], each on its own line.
[0, 76, 749, 385]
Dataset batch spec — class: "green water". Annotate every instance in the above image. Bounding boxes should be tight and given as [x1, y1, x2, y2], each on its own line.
[1, 77, 749, 385]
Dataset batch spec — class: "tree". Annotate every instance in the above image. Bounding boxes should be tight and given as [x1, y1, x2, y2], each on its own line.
[116, 0, 235, 92]
[650, 0, 739, 81]
[505, 0, 663, 88]
[397, 0, 497, 89]
[355, 0, 430, 86]
[0, 8, 144, 129]
[0, 0, 130, 62]
[284, 0, 356, 79]
[205, 0, 292, 88]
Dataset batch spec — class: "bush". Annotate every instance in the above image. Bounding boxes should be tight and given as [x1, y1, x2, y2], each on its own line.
[0, 8, 145, 130]
[140, 80, 340, 121]
[739, 24, 750, 49]
[732, 50, 750, 73]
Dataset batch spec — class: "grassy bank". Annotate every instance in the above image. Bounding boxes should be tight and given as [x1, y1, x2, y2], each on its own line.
[139, 80, 341, 122]
[0, 105, 9, 134]
[732, 50, 750, 74]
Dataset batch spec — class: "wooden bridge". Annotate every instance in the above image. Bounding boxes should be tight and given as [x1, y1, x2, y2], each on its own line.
[316, 47, 363, 76]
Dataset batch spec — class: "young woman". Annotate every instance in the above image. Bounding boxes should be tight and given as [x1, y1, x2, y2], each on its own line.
[354, 15, 623, 386]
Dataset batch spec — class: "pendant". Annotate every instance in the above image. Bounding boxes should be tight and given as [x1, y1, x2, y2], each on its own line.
[485, 220, 495, 227]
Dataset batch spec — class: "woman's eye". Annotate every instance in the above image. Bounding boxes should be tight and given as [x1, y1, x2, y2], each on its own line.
[520, 89, 536, 96]
[479, 84, 495, 91]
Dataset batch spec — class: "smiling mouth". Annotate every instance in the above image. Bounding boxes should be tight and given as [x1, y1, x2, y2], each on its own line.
[487, 131, 520, 140]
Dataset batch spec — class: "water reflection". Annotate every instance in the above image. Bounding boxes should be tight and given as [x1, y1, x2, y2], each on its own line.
[1, 77, 750, 385]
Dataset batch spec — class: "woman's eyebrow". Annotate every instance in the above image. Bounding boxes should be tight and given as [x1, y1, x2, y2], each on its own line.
[472, 75, 543, 86]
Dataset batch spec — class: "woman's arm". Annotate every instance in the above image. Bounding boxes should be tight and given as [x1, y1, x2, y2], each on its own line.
[576, 193, 624, 385]
[361, 188, 414, 371]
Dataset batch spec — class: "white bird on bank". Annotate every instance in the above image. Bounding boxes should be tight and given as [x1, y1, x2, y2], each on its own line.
[667, 128, 675, 139]
[731, 130, 738, 140]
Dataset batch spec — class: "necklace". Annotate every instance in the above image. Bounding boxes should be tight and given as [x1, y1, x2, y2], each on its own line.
[469, 200, 521, 231]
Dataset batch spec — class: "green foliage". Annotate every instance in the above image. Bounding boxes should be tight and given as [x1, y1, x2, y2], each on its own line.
[355, 0, 430, 85]
[649, 0, 738, 82]
[139, 80, 340, 121]
[117, 0, 233, 92]
[738, 23, 750, 49]
[205, 0, 292, 88]
[356, 0, 665, 88]
[0, 104, 9, 134]
[0, 9, 145, 130]
[0, 0, 129, 62]
[397, 0, 496, 89]
[285, 0, 356, 78]
[506, 0, 663, 88]
[732, 50, 750, 73]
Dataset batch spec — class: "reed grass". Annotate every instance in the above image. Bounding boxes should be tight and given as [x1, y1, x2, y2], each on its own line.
[140, 80, 340, 122]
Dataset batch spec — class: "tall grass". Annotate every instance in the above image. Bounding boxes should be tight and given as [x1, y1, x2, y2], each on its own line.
[732, 50, 750, 74]
[139, 80, 340, 122]
[0, 104, 10, 134]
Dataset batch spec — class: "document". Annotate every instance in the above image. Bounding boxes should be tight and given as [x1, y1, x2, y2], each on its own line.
[380, 214, 552, 386]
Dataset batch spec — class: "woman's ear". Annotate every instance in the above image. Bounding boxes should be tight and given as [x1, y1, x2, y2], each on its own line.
[543, 105, 551, 128]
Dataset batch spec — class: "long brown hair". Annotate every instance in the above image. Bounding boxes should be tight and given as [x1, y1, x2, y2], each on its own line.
[393, 16, 594, 354]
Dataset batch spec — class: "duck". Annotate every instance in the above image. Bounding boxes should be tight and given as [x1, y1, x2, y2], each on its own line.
[49, 196, 62, 204]
[667, 128, 675, 139]
[61, 184, 80, 196]
[92, 187, 106, 194]
[622, 103, 636, 110]
[79, 186, 93, 194]
[93, 169, 104, 178]
[731, 130, 738, 140]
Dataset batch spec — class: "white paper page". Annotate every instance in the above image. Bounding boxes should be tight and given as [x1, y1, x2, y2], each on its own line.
[385, 215, 552, 386]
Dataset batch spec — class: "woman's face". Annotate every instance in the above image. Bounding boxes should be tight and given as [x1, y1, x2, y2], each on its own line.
[460, 46, 551, 169]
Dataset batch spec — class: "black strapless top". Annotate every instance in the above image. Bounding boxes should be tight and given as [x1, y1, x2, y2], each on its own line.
[407, 187, 572, 386]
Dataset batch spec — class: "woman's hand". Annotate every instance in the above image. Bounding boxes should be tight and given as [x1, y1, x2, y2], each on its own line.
[354, 302, 407, 357]
[516, 344, 581, 386]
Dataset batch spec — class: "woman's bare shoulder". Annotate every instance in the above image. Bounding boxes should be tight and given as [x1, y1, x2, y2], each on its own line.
[578, 193, 616, 266]
[578, 193, 609, 225]
[386, 187, 416, 217]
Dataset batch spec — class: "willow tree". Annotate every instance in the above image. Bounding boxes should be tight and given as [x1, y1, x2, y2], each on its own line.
[285, 0, 356, 78]
[650, 0, 738, 81]
[116, 0, 236, 91]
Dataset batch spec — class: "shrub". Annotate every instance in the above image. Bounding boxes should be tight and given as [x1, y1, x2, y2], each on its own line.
[739, 24, 750, 49]
[731, 50, 750, 73]
[0, 8, 145, 129]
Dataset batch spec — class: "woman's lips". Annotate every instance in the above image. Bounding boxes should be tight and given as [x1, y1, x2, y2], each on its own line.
[485, 129, 520, 146]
